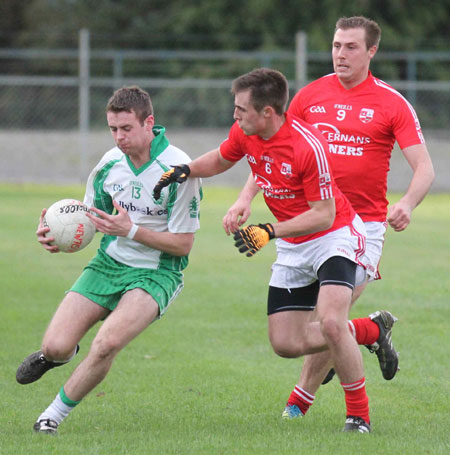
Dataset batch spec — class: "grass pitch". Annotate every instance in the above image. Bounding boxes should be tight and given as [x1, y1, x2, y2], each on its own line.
[0, 184, 449, 455]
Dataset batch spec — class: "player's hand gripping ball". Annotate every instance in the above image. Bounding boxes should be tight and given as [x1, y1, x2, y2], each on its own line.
[233, 223, 275, 257]
[43, 199, 96, 253]
[153, 164, 191, 200]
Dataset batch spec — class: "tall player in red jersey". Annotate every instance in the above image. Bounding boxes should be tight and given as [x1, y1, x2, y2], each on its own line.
[153, 67, 399, 433]
[223, 17, 434, 423]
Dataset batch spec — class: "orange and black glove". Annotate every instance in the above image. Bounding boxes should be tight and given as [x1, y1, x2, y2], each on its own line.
[153, 164, 191, 200]
[233, 223, 275, 257]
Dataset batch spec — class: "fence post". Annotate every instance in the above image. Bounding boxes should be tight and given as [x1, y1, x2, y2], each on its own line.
[407, 54, 417, 105]
[295, 31, 307, 91]
[79, 28, 90, 182]
[113, 52, 124, 89]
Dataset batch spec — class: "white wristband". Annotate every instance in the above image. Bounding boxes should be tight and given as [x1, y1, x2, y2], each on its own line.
[126, 224, 139, 240]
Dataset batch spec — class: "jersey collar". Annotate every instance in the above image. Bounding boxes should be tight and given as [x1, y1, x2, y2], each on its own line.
[125, 125, 169, 176]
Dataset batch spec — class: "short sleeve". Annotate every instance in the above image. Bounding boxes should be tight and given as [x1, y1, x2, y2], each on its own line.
[390, 98, 425, 149]
[219, 122, 246, 162]
[167, 177, 202, 233]
[83, 149, 122, 213]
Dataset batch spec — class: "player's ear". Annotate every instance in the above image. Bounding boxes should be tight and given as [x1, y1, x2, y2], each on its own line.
[263, 106, 273, 117]
[368, 45, 378, 59]
[144, 115, 155, 130]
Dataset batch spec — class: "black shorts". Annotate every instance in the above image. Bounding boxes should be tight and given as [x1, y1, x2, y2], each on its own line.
[267, 256, 356, 315]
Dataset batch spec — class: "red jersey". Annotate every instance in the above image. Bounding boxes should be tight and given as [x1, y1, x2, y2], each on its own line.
[219, 113, 356, 244]
[288, 72, 425, 222]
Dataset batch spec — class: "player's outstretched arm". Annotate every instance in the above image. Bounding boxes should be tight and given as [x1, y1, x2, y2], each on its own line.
[36, 208, 60, 253]
[153, 149, 235, 200]
[153, 164, 191, 200]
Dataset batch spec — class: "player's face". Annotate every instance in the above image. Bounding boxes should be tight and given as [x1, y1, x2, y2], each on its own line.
[332, 27, 377, 89]
[107, 110, 154, 156]
[233, 90, 267, 136]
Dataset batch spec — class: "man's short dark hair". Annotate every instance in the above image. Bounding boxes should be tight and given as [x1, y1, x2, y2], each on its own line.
[106, 86, 153, 124]
[231, 68, 288, 115]
[335, 16, 382, 49]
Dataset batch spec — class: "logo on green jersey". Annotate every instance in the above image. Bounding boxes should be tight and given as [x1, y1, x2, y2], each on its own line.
[189, 197, 199, 219]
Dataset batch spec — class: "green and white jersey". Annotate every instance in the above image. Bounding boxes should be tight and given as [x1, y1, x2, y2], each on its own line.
[84, 126, 202, 271]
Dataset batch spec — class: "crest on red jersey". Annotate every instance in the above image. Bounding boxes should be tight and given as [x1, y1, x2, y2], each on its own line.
[280, 162, 292, 177]
[359, 108, 374, 123]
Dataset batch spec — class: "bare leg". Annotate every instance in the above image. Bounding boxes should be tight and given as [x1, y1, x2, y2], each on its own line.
[268, 281, 367, 363]
[268, 310, 328, 358]
[298, 281, 368, 394]
[315, 284, 363, 383]
[64, 288, 159, 401]
[16, 292, 109, 386]
[299, 352, 334, 393]
[276, 281, 371, 424]
[42, 291, 109, 361]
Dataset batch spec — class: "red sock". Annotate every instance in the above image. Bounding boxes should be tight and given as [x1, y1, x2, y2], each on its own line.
[348, 318, 379, 345]
[341, 377, 370, 424]
[287, 386, 315, 415]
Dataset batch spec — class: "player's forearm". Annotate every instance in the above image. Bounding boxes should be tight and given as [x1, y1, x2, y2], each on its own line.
[222, 173, 260, 235]
[400, 161, 435, 209]
[132, 229, 194, 256]
[188, 149, 234, 177]
[400, 144, 435, 209]
[238, 173, 261, 203]
[273, 200, 335, 238]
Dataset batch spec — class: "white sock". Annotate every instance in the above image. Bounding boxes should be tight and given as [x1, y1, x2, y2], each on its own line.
[38, 392, 75, 425]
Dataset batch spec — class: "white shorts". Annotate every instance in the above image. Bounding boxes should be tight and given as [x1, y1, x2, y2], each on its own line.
[355, 221, 387, 284]
[269, 215, 366, 289]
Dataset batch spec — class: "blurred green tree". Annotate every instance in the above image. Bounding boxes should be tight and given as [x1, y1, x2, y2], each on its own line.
[5, 0, 450, 51]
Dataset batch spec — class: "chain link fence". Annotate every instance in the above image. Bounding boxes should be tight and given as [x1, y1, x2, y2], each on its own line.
[0, 31, 449, 190]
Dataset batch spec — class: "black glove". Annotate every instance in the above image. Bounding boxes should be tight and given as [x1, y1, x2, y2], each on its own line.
[153, 164, 191, 200]
[233, 223, 275, 257]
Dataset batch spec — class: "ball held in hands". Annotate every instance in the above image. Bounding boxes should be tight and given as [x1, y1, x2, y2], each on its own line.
[43, 199, 96, 253]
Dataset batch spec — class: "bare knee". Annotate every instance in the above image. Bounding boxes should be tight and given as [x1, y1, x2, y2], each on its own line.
[272, 345, 302, 359]
[89, 336, 121, 363]
[320, 317, 346, 346]
[269, 334, 307, 358]
[42, 340, 77, 362]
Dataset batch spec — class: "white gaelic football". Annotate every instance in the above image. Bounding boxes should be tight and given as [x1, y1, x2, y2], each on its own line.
[43, 199, 96, 253]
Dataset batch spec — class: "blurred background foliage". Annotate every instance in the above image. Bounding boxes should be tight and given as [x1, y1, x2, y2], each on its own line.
[1, 0, 449, 51]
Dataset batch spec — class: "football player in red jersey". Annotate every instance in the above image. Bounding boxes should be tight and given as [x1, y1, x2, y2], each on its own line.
[223, 17, 434, 425]
[152, 67, 404, 433]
